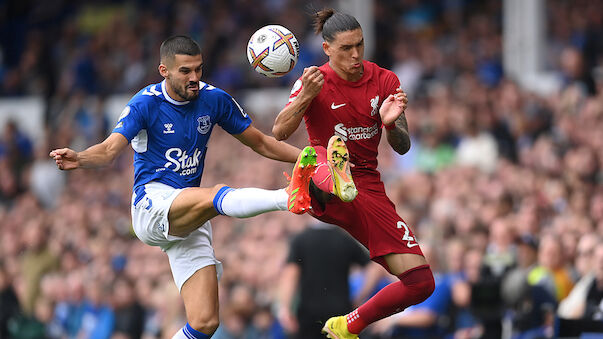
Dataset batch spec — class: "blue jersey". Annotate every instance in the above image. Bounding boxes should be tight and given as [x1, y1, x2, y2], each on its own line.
[112, 80, 252, 189]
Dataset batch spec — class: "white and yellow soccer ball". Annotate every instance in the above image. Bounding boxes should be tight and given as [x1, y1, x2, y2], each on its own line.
[247, 25, 300, 77]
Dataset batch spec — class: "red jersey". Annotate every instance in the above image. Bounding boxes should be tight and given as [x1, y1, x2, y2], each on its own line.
[288, 60, 400, 177]
[288, 61, 424, 260]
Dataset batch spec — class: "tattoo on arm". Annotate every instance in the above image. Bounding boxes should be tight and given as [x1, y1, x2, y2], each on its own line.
[294, 102, 309, 116]
[387, 112, 411, 155]
[396, 112, 409, 133]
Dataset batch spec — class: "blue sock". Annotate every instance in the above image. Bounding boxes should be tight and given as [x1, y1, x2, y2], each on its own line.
[183, 323, 210, 339]
[212, 186, 233, 215]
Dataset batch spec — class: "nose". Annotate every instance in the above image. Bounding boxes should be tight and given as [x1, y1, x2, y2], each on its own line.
[351, 47, 360, 60]
[191, 69, 202, 82]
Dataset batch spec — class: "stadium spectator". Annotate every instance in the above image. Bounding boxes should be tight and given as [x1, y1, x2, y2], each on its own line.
[278, 222, 369, 339]
[502, 235, 557, 339]
[528, 234, 576, 302]
[19, 217, 59, 315]
[72, 279, 115, 339]
[583, 243, 603, 320]
[0, 260, 21, 338]
[558, 234, 600, 320]
[112, 276, 145, 339]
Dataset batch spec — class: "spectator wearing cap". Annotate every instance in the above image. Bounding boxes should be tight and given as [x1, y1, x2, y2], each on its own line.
[502, 234, 557, 338]
[528, 234, 575, 302]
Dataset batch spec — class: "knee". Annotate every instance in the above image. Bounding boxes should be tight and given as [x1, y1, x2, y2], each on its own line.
[212, 183, 227, 194]
[188, 314, 220, 336]
[399, 265, 435, 304]
[190, 184, 227, 212]
[419, 270, 436, 300]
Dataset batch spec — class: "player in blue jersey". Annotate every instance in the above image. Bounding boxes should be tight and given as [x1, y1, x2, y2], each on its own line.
[50, 35, 316, 339]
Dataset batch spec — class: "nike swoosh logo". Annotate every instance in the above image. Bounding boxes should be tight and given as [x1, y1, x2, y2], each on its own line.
[407, 242, 419, 248]
[331, 103, 346, 109]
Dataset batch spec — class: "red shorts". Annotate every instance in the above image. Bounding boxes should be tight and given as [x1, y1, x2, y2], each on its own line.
[309, 147, 424, 268]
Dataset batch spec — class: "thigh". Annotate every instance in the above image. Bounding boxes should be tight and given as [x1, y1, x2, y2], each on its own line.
[383, 253, 429, 276]
[131, 182, 183, 246]
[164, 222, 223, 291]
[320, 190, 425, 267]
[360, 192, 427, 273]
[168, 184, 224, 237]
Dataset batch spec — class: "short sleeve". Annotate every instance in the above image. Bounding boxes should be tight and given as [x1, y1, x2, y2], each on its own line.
[112, 104, 145, 142]
[383, 70, 401, 96]
[285, 78, 303, 106]
[216, 92, 252, 135]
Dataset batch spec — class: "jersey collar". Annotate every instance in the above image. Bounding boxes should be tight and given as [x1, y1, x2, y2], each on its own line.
[161, 80, 190, 106]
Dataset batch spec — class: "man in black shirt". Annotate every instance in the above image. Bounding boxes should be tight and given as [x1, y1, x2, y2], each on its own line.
[278, 222, 370, 339]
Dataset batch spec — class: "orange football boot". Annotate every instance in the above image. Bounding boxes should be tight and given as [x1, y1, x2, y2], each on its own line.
[284, 146, 317, 214]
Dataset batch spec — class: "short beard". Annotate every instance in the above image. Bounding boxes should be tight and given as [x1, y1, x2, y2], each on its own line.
[174, 84, 198, 101]
[168, 78, 198, 101]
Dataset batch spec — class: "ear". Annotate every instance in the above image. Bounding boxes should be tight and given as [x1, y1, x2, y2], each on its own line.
[158, 63, 169, 78]
[322, 41, 331, 57]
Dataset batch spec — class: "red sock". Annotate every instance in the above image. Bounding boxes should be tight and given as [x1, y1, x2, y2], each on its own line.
[346, 265, 435, 334]
[311, 146, 333, 193]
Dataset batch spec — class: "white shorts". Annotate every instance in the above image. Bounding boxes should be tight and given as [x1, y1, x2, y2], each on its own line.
[131, 181, 223, 291]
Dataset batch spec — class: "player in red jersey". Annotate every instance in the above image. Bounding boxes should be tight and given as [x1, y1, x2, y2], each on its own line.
[273, 8, 435, 339]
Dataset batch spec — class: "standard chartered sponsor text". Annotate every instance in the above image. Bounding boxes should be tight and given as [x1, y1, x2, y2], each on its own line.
[335, 123, 379, 141]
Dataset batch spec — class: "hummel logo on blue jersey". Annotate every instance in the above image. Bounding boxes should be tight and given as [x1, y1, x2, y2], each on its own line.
[163, 123, 175, 134]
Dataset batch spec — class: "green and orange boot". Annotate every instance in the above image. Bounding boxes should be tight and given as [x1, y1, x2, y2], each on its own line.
[284, 146, 317, 214]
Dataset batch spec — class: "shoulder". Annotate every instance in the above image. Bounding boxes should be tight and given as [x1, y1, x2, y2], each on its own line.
[318, 62, 334, 79]
[318, 62, 330, 72]
[366, 61, 397, 81]
[198, 81, 231, 102]
[127, 83, 163, 113]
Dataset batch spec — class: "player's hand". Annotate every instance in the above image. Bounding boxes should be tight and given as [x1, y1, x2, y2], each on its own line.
[380, 88, 408, 127]
[49, 148, 80, 170]
[300, 66, 324, 99]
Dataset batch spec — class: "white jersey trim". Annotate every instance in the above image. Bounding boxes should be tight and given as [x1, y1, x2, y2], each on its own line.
[161, 80, 190, 106]
[132, 129, 148, 153]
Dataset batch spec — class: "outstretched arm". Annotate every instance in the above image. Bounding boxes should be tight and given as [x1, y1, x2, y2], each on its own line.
[380, 88, 411, 155]
[234, 125, 301, 163]
[273, 66, 324, 140]
[49, 133, 129, 170]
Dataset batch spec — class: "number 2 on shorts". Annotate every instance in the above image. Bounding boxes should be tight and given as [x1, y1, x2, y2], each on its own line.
[397, 221, 418, 248]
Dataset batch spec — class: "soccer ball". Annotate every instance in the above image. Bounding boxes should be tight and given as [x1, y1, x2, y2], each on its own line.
[247, 25, 300, 77]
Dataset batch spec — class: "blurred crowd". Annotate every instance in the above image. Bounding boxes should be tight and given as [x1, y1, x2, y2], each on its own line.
[1, 0, 602, 338]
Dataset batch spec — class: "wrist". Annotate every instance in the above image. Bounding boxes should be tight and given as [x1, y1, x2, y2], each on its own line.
[384, 122, 396, 130]
[75, 152, 84, 168]
[298, 88, 317, 102]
